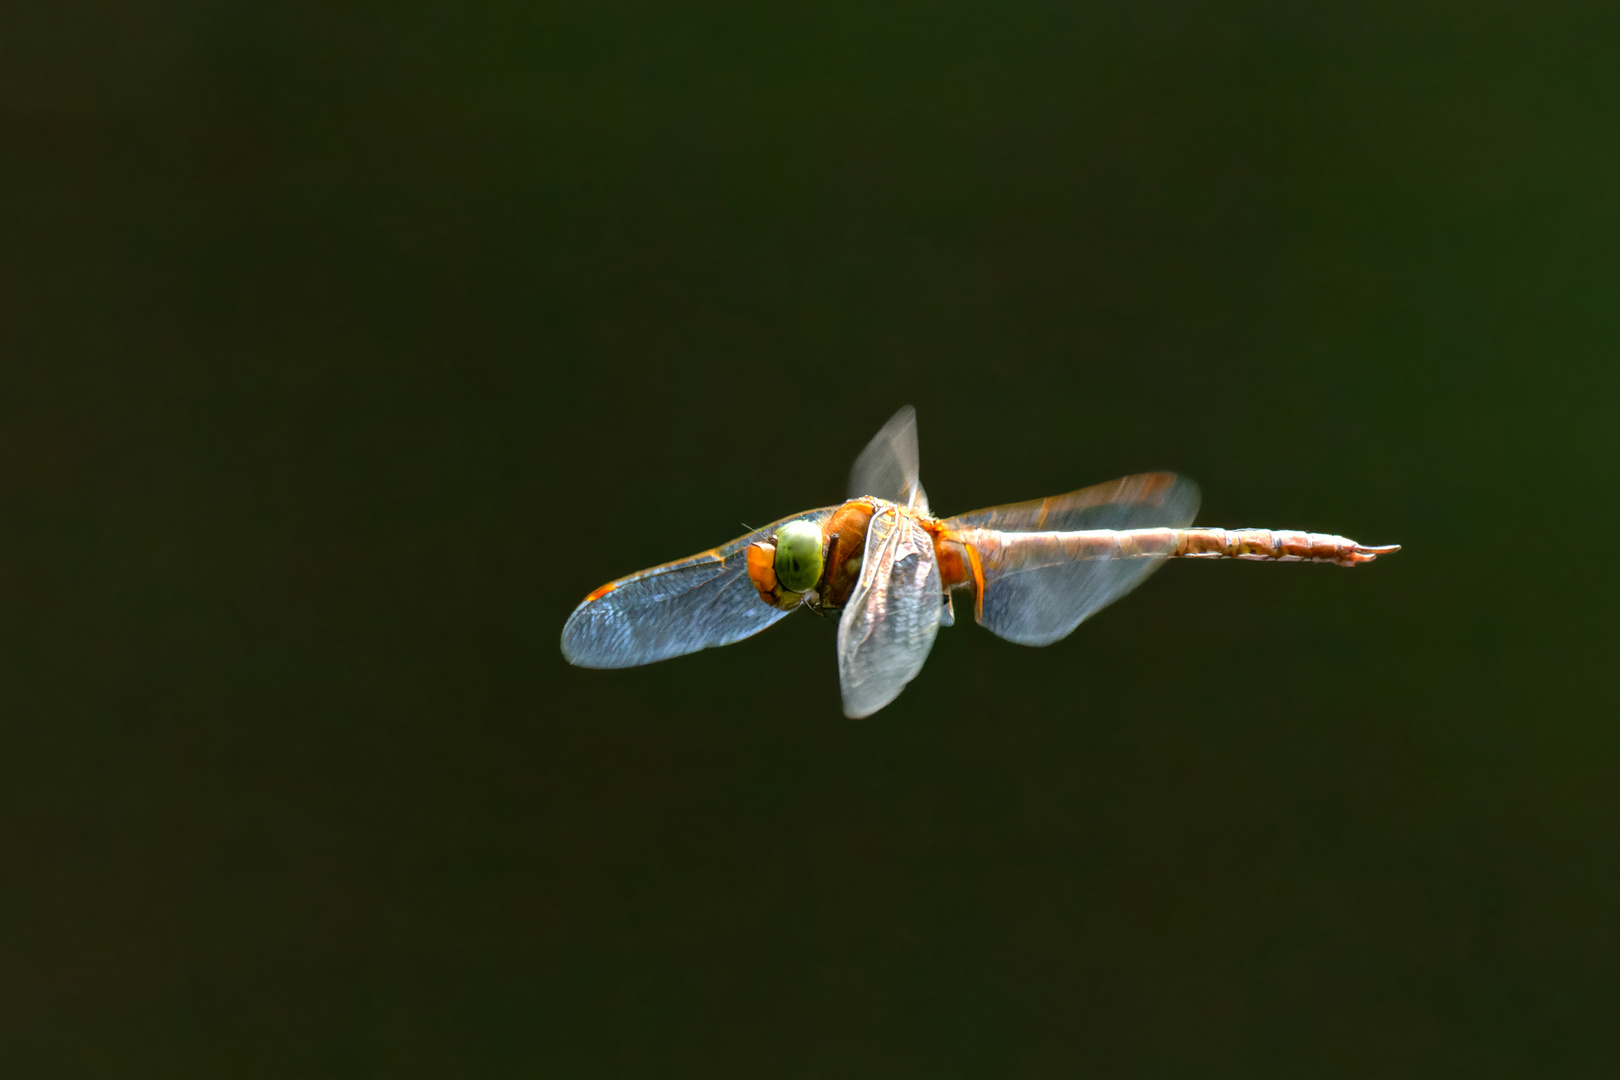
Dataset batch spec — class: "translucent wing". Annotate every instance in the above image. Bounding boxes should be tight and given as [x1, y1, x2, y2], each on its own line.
[847, 405, 929, 514]
[561, 507, 838, 668]
[943, 473, 1201, 647]
[944, 472, 1200, 533]
[836, 506, 942, 718]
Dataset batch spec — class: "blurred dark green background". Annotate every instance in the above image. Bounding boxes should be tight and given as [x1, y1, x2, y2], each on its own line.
[4, 1, 1617, 1076]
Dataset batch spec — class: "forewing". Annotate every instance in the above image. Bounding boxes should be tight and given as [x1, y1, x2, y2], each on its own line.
[945, 474, 1202, 647]
[944, 472, 1200, 533]
[561, 507, 838, 668]
[847, 405, 929, 513]
[836, 507, 942, 718]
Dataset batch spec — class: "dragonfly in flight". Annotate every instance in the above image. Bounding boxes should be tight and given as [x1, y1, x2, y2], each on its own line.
[561, 407, 1398, 717]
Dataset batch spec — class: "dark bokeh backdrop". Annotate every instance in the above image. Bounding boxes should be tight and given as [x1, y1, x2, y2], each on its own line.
[4, 2, 1617, 1076]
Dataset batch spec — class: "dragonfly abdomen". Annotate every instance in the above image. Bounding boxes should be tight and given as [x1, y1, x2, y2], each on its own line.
[949, 526, 1399, 571]
[1172, 528, 1399, 566]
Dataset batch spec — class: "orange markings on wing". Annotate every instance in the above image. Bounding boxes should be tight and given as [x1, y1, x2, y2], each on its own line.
[581, 544, 728, 604]
[965, 542, 986, 624]
[923, 516, 976, 592]
[1138, 473, 1176, 502]
[931, 534, 971, 589]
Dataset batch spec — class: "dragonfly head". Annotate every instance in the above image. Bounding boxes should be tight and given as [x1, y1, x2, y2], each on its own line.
[774, 520, 826, 594]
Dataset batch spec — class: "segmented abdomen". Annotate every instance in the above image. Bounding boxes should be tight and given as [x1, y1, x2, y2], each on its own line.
[1171, 527, 1398, 567]
[947, 527, 1398, 570]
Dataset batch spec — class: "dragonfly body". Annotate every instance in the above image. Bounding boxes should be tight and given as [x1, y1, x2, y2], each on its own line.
[561, 407, 1398, 717]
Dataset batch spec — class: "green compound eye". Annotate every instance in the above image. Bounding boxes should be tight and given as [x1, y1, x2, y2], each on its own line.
[773, 520, 825, 594]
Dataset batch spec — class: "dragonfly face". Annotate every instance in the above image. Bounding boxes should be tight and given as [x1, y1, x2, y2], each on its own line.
[773, 520, 825, 593]
[743, 499, 877, 612]
[560, 406, 1397, 718]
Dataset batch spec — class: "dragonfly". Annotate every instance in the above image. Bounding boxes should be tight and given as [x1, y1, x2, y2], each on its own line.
[561, 407, 1399, 718]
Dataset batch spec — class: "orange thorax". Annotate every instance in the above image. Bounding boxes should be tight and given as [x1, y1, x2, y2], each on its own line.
[745, 499, 972, 610]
